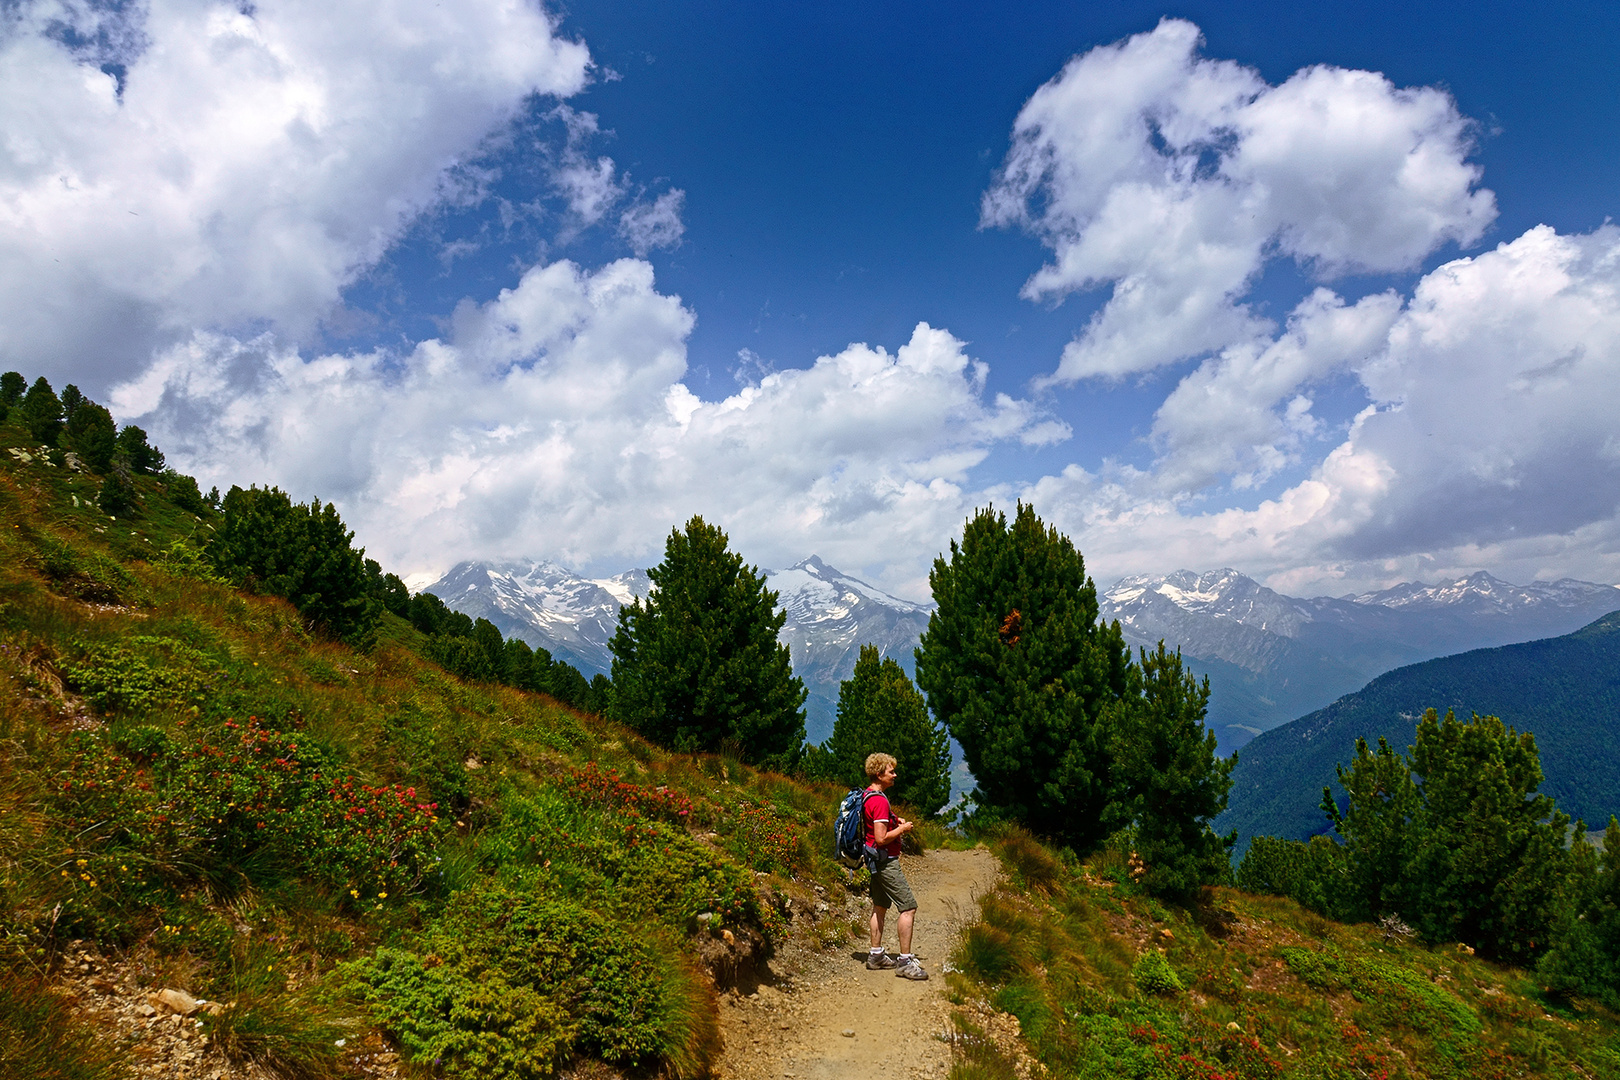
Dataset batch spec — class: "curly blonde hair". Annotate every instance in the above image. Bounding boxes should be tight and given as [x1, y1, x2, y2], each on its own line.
[864, 752, 897, 780]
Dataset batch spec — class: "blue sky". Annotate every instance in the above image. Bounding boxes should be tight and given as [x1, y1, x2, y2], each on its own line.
[353, 0, 1620, 485]
[4, 0, 1619, 597]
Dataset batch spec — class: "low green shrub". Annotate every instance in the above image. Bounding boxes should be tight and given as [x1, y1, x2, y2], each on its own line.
[51, 715, 447, 937]
[725, 799, 810, 875]
[63, 636, 218, 713]
[1278, 945, 1350, 991]
[347, 885, 718, 1078]
[1279, 946, 1479, 1038]
[154, 538, 226, 583]
[565, 761, 713, 828]
[382, 704, 472, 813]
[481, 789, 764, 935]
[1354, 958, 1480, 1038]
[1131, 949, 1182, 996]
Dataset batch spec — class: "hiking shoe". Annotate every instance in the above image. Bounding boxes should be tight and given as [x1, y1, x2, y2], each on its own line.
[865, 952, 898, 970]
[896, 960, 929, 980]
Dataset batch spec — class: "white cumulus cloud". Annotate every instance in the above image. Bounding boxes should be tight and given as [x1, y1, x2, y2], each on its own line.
[1015, 224, 1620, 593]
[115, 258, 1067, 592]
[0, 0, 591, 384]
[984, 17, 1495, 385]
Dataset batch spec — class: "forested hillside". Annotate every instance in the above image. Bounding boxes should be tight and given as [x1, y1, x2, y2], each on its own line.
[1219, 611, 1620, 853]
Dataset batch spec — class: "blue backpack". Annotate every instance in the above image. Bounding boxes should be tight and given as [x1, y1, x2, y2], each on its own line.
[834, 787, 870, 868]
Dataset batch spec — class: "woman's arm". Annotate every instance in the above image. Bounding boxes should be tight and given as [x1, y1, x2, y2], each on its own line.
[872, 815, 912, 846]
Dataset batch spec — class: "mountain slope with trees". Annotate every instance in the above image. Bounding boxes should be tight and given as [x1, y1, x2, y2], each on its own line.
[1101, 568, 1620, 753]
[1219, 610, 1620, 854]
[5, 371, 1615, 1080]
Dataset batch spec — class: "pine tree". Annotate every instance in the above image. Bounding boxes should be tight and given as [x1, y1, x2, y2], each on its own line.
[64, 399, 118, 472]
[1113, 643, 1234, 900]
[1326, 708, 1570, 962]
[97, 466, 137, 517]
[823, 645, 952, 816]
[18, 376, 64, 446]
[0, 370, 24, 407]
[206, 485, 379, 648]
[1539, 817, 1620, 1009]
[610, 516, 806, 770]
[115, 424, 165, 473]
[914, 503, 1131, 851]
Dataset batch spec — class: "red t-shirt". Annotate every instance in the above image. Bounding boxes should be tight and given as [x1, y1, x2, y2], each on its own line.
[863, 788, 901, 858]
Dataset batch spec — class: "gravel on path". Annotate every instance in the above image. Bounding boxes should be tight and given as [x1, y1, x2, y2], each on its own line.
[713, 846, 1000, 1080]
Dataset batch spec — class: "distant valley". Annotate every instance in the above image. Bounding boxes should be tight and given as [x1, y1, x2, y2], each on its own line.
[1102, 569, 1620, 753]
[1217, 610, 1620, 856]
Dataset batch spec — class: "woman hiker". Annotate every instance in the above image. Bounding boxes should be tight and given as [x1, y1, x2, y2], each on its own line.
[861, 752, 927, 980]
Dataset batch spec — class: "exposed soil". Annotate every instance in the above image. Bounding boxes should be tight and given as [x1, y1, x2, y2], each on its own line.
[46, 940, 406, 1080]
[712, 846, 1001, 1080]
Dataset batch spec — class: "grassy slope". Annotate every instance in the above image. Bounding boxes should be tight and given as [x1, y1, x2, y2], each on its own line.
[947, 830, 1620, 1080]
[1219, 612, 1620, 857]
[0, 422, 860, 1079]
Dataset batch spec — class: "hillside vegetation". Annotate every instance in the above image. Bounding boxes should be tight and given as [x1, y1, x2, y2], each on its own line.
[4, 377, 1617, 1080]
[947, 829, 1620, 1080]
[0, 394, 862, 1079]
[1220, 613, 1620, 854]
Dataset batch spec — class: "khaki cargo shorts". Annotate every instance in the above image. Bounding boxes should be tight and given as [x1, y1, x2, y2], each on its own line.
[870, 859, 917, 913]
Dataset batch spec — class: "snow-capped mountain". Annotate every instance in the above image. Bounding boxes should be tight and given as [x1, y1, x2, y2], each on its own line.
[422, 555, 933, 744]
[1347, 571, 1620, 618]
[423, 557, 1617, 758]
[767, 556, 934, 743]
[1101, 569, 1620, 753]
[423, 561, 652, 676]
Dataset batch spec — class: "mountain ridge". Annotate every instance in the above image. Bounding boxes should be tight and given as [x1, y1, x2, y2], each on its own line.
[422, 555, 934, 745]
[426, 558, 1619, 756]
[1100, 568, 1620, 751]
[1216, 608, 1620, 858]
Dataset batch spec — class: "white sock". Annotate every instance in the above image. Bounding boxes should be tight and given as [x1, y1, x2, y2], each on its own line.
[870, 946, 885, 955]
[898, 953, 914, 963]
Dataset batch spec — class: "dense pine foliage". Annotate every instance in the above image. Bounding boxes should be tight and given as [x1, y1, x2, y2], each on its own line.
[1236, 708, 1620, 1009]
[207, 485, 382, 648]
[610, 516, 807, 770]
[1114, 643, 1235, 901]
[916, 503, 1235, 898]
[915, 503, 1134, 850]
[807, 643, 952, 816]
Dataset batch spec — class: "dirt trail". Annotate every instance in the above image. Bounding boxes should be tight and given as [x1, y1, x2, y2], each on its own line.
[714, 847, 999, 1080]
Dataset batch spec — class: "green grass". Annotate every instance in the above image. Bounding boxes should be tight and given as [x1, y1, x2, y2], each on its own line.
[946, 830, 1620, 1080]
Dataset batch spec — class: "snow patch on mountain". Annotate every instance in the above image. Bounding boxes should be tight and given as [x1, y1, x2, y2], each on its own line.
[422, 554, 933, 745]
[1100, 567, 1620, 754]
